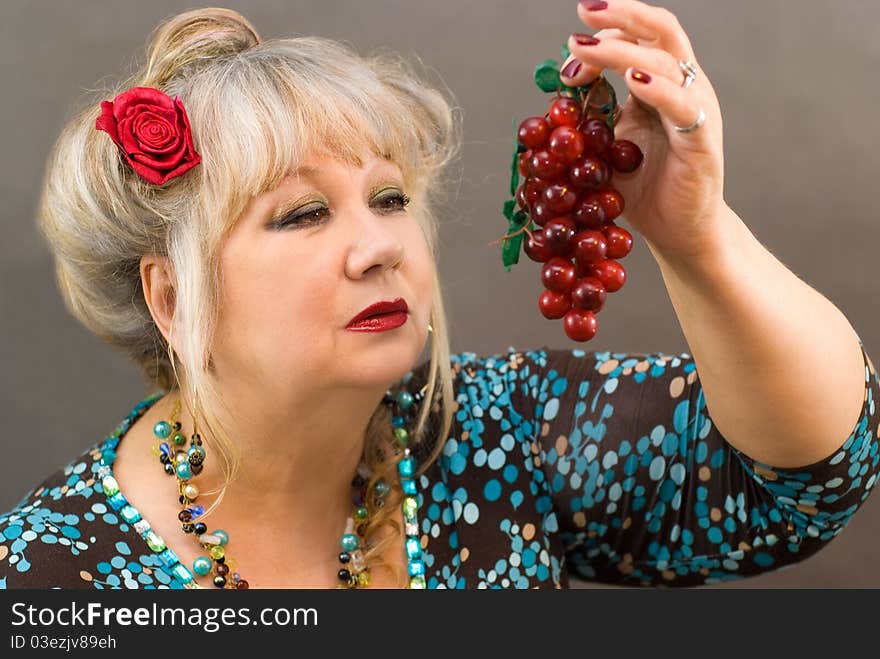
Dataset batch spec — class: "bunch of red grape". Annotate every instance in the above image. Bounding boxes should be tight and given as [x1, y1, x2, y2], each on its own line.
[514, 94, 643, 342]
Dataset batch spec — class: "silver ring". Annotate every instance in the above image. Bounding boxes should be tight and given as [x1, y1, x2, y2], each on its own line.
[673, 106, 706, 133]
[679, 60, 697, 88]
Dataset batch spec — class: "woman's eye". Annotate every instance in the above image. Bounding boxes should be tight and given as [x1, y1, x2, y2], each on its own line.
[276, 191, 410, 230]
[376, 191, 411, 213]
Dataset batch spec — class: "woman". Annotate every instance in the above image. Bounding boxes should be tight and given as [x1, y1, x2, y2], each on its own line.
[1, 1, 877, 589]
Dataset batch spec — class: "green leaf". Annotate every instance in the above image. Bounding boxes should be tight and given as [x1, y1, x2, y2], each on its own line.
[500, 207, 529, 271]
[501, 230, 525, 271]
[502, 198, 516, 222]
[534, 58, 561, 93]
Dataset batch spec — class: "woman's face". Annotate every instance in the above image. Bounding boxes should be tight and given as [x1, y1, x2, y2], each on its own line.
[212, 152, 434, 401]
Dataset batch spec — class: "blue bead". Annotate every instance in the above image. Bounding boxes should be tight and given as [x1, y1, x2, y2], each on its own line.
[120, 506, 141, 524]
[187, 505, 205, 518]
[392, 416, 406, 428]
[159, 442, 171, 456]
[405, 537, 422, 559]
[408, 560, 425, 577]
[401, 478, 416, 495]
[212, 529, 229, 546]
[159, 549, 180, 568]
[192, 556, 212, 576]
[187, 445, 206, 461]
[107, 493, 127, 511]
[176, 462, 192, 480]
[153, 421, 172, 439]
[397, 456, 416, 478]
[340, 533, 359, 552]
[171, 564, 194, 584]
[396, 391, 414, 411]
[101, 449, 117, 465]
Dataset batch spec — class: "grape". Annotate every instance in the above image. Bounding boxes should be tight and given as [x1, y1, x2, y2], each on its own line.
[608, 139, 644, 173]
[569, 154, 611, 191]
[579, 117, 613, 156]
[541, 257, 577, 293]
[528, 149, 568, 180]
[542, 217, 578, 257]
[505, 77, 643, 343]
[597, 188, 624, 221]
[518, 117, 551, 149]
[548, 97, 581, 128]
[524, 229, 555, 263]
[539, 289, 572, 319]
[588, 259, 626, 292]
[570, 277, 606, 312]
[543, 183, 579, 214]
[572, 193, 607, 229]
[563, 309, 599, 341]
[548, 126, 585, 164]
[573, 229, 607, 265]
[603, 225, 633, 259]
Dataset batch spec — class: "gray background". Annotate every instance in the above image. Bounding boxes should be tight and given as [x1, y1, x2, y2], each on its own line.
[2, 0, 878, 587]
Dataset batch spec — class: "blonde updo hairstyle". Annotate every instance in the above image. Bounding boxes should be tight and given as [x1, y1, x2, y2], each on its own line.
[37, 7, 462, 587]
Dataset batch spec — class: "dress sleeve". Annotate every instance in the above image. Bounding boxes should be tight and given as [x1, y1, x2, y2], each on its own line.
[529, 337, 880, 586]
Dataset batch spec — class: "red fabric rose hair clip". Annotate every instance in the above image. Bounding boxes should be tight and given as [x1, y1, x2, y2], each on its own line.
[95, 86, 201, 185]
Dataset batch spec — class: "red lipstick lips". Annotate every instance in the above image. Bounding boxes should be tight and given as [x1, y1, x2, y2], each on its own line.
[346, 297, 409, 332]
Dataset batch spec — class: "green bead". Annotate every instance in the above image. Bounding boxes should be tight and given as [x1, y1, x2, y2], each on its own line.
[355, 506, 368, 521]
[374, 480, 390, 497]
[153, 421, 172, 439]
[209, 545, 225, 560]
[101, 476, 119, 497]
[212, 529, 229, 546]
[403, 496, 418, 522]
[396, 391, 414, 411]
[192, 556, 212, 576]
[340, 533, 359, 552]
[393, 427, 409, 447]
[409, 575, 426, 589]
[145, 530, 166, 553]
[172, 432, 186, 446]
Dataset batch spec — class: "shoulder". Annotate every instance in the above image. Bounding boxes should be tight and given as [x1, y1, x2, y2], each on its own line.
[0, 393, 171, 590]
[0, 442, 109, 588]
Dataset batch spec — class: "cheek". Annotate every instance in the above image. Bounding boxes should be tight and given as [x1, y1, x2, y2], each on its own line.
[217, 248, 336, 366]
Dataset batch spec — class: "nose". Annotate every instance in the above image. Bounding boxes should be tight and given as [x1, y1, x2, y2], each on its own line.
[344, 206, 405, 279]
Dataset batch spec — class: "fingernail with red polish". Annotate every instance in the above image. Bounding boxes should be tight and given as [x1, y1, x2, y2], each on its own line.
[561, 59, 582, 79]
[573, 33, 600, 46]
[631, 69, 652, 84]
[579, 0, 609, 11]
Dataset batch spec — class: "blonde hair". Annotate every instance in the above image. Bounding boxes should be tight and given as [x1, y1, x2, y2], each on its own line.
[37, 7, 462, 587]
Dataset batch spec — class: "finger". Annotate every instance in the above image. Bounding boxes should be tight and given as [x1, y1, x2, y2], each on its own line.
[559, 27, 637, 86]
[565, 32, 687, 88]
[624, 66, 706, 141]
[576, 0, 696, 63]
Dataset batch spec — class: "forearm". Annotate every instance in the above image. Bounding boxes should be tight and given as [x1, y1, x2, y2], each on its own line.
[646, 204, 866, 469]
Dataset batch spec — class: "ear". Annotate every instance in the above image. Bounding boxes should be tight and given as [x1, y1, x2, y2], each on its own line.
[140, 254, 178, 351]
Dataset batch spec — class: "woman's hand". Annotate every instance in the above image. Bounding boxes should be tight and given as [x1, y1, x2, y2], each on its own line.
[561, 0, 727, 261]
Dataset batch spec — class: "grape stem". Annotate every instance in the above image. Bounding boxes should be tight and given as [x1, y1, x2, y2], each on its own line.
[487, 222, 535, 248]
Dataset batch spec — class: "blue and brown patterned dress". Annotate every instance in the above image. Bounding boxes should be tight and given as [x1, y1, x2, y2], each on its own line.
[2, 340, 878, 588]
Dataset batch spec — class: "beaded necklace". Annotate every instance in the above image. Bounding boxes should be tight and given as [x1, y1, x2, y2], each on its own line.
[95, 384, 427, 589]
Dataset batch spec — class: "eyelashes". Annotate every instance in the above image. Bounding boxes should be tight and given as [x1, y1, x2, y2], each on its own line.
[274, 191, 411, 230]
